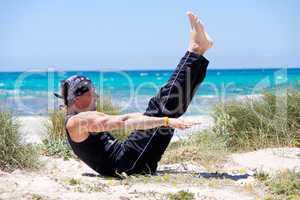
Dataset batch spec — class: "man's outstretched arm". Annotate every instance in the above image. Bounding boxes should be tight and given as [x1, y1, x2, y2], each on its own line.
[66, 111, 195, 142]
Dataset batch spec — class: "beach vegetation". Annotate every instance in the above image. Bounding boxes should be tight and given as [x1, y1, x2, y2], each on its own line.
[42, 109, 74, 160]
[31, 194, 45, 200]
[0, 111, 39, 171]
[213, 90, 300, 151]
[254, 170, 270, 182]
[166, 190, 195, 200]
[257, 170, 300, 200]
[68, 177, 81, 186]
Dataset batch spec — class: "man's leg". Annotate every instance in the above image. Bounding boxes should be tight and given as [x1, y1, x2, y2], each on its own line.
[113, 51, 209, 175]
[144, 51, 209, 118]
[144, 10, 213, 118]
[113, 12, 212, 175]
[139, 51, 209, 173]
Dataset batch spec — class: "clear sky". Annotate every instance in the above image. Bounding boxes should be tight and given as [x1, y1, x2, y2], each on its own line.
[0, 0, 299, 71]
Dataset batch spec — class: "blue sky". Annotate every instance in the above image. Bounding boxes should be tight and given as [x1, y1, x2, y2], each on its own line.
[0, 0, 299, 71]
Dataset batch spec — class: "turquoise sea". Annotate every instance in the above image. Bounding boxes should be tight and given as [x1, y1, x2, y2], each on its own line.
[0, 68, 299, 116]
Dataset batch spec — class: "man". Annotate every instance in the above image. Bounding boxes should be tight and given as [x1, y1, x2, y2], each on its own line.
[55, 11, 213, 177]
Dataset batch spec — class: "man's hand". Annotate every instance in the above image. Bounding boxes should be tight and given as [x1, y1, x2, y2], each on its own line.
[187, 11, 213, 55]
[168, 118, 201, 130]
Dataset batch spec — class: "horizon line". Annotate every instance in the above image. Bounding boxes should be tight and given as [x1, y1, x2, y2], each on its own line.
[0, 66, 300, 73]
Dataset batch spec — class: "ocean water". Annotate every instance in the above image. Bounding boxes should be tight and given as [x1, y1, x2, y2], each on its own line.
[0, 68, 299, 116]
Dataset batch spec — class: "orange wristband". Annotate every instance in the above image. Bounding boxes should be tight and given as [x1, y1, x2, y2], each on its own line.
[163, 117, 169, 127]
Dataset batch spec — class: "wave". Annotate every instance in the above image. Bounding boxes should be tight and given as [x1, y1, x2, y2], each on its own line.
[139, 72, 148, 77]
[0, 89, 50, 97]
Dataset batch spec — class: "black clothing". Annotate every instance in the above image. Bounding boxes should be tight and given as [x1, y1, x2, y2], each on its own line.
[65, 51, 209, 176]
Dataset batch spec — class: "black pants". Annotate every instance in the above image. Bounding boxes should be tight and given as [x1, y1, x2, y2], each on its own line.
[112, 51, 209, 175]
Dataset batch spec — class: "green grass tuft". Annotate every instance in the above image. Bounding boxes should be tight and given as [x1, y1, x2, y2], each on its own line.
[68, 178, 81, 186]
[258, 170, 300, 200]
[254, 170, 270, 182]
[41, 136, 74, 160]
[167, 190, 195, 200]
[47, 109, 66, 140]
[267, 171, 300, 197]
[31, 194, 45, 200]
[96, 96, 120, 115]
[0, 111, 39, 171]
[41, 109, 74, 160]
[213, 90, 300, 151]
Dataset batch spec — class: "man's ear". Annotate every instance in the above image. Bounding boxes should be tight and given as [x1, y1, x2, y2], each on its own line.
[72, 97, 78, 107]
[73, 97, 80, 105]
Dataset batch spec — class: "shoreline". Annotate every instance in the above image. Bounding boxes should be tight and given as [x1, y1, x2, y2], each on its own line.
[3, 93, 265, 117]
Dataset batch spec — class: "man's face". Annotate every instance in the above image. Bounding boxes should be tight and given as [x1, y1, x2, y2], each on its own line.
[73, 87, 97, 111]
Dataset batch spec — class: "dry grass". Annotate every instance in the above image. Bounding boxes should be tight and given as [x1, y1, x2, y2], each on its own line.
[41, 109, 74, 159]
[213, 90, 300, 151]
[0, 111, 39, 171]
[47, 109, 66, 140]
[256, 170, 300, 200]
[96, 96, 120, 115]
[166, 190, 195, 200]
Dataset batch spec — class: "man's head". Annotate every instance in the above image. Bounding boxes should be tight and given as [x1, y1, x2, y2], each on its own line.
[54, 75, 98, 113]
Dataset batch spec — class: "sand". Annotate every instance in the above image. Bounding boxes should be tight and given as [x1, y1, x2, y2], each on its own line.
[1, 147, 299, 200]
[0, 156, 258, 200]
[17, 116, 48, 144]
[230, 148, 300, 173]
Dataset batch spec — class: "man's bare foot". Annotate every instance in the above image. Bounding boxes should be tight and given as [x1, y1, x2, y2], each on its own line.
[187, 11, 213, 55]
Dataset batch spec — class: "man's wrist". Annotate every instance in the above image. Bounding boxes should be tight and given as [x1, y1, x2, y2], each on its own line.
[163, 117, 169, 127]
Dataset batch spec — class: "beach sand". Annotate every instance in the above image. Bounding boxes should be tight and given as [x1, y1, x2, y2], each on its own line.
[18, 116, 49, 144]
[0, 147, 299, 199]
[0, 155, 258, 200]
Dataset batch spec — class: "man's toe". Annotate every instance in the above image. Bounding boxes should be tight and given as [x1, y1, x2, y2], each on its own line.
[187, 13, 196, 29]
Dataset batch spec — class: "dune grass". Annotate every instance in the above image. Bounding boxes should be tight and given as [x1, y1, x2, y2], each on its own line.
[96, 96, 120, 115]
[255, 170, 300, 200]
[213, 90, 300, 151]
[41, 109, 74, 159]
[162, 89, 300, 168]
[166, 190, 195, 200]
[0, 111, 39, 171]
[266, 170, 300, 200]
